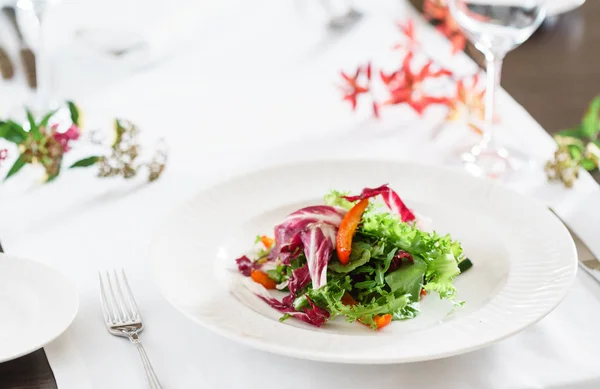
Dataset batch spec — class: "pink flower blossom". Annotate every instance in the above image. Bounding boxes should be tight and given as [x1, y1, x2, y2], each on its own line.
[0, 148, 7, 166]
[52, 125, 80, 152]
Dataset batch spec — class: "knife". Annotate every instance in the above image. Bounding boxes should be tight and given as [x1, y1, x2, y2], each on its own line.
[3, 6, 37, 89]
[550, 206, 600, 284]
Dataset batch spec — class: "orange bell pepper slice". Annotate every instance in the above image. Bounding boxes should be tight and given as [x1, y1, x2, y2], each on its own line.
[250, 270, 277, 289]
[260, 235, 274, 249]
[336, 198, 369, 265]
[374, 314, 392, 329]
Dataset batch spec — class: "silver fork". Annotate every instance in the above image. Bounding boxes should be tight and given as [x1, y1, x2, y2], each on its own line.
[99, 270, 163, 389]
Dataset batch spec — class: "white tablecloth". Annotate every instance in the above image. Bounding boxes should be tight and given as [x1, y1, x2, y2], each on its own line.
[2, 1, 600, 388]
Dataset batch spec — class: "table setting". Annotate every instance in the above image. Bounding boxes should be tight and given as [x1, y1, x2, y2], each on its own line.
[1, 0, 600, 388]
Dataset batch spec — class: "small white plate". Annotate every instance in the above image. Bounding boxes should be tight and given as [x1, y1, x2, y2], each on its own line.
[0, 254, 79, 363]
[151, 160, 577, 364]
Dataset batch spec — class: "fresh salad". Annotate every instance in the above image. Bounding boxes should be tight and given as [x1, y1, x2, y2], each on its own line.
[235, 184, 472, 330]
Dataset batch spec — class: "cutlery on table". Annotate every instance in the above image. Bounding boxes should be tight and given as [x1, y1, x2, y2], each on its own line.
[2, 6, 36, 89]
[550, 208, 600, 285]
[0, 45, 14, 80]
[99, 270, 162, 389]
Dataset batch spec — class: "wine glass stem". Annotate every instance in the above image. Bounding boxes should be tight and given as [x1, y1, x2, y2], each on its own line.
[480, 53, 504, 151]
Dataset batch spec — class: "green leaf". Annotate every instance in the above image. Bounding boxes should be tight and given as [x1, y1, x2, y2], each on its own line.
[324, 190, 354, 210]
[354, 280, 377, 289]
[328, 242, 371, 273]
[568, 144, 583, 161]
[392, 302, 420, 320]
[360, 210, 463, 300]
[67, 101, 80, 126]
[423, 252, 461, 301]
[70, 156, 100, 168]
[352, 265, 375, 275]
[293, 295, 309, 310]
[26, 109, 42, 141]
[385, 256, 427, 302]
[581, 96, 600, 140]
[4, 154, 27, 181]
[38, 109, 58, 129]
[113, 119, 125, 147]
[375, 247, 398, 285]
[555, 135, 586, 149]
[581, 158, 597, 171]
[557, 127, 584, 139]
[0, 121, 27, 144]
[266, 265, 286, 284]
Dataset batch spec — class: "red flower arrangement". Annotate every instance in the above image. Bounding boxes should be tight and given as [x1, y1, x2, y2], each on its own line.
[339, 16, 485, 134]
[423, 0, 467, 54]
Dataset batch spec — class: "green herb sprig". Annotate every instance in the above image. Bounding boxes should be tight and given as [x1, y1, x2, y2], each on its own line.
[0, 101, 167, 183]
[546, 96, 600, 187]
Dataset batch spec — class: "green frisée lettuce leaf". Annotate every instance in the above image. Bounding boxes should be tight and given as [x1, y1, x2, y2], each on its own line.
[393, 301, 420, 320]
[324, 190, 354, 210]
[423, 253, 461, 300]
[307, 280, 412, 329]
[360, 210, 463, 301]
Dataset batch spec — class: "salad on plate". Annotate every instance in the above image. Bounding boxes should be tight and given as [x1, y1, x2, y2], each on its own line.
[235, 184, 472, 330]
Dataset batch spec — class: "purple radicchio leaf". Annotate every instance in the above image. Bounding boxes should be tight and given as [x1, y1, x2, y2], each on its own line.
[235, 255, 257, 277]
[268, 205, 346, 263]
[343, 184, 416, 222]
[300, 224, 336, 289]
[258, 294, 330, 327]
[282, 264, 311, 306]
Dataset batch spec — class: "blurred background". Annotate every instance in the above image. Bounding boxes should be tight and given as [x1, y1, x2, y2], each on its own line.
[0, 0, 596, 132]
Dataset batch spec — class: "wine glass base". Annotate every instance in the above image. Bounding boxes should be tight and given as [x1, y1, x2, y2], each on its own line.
[327, 8, 363, 30]
[457, 144, 535, 180]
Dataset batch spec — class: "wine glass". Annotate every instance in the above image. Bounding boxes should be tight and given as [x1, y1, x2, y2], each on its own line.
[447, 0, 546, 178]
[319, 0, 362, 30]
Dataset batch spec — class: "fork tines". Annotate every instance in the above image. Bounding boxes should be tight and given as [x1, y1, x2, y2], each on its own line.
[99, 270, 141, 326]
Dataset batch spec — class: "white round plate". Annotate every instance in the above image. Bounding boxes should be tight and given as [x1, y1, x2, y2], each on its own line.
[0, 254, 79, 363]
[151, 160, 577, 364]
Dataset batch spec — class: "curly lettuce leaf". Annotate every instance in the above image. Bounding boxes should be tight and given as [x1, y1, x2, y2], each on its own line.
[423, 253, 461, 300]
[392, 301, 420, 320]
[360, 211, 462, 300]
[338, 292, 411, 329]
[324, 190, 354, 210]
[304, 273, 411, 329]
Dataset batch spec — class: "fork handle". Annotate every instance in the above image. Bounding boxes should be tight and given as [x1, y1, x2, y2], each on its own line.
[128, 333, 163, 389]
